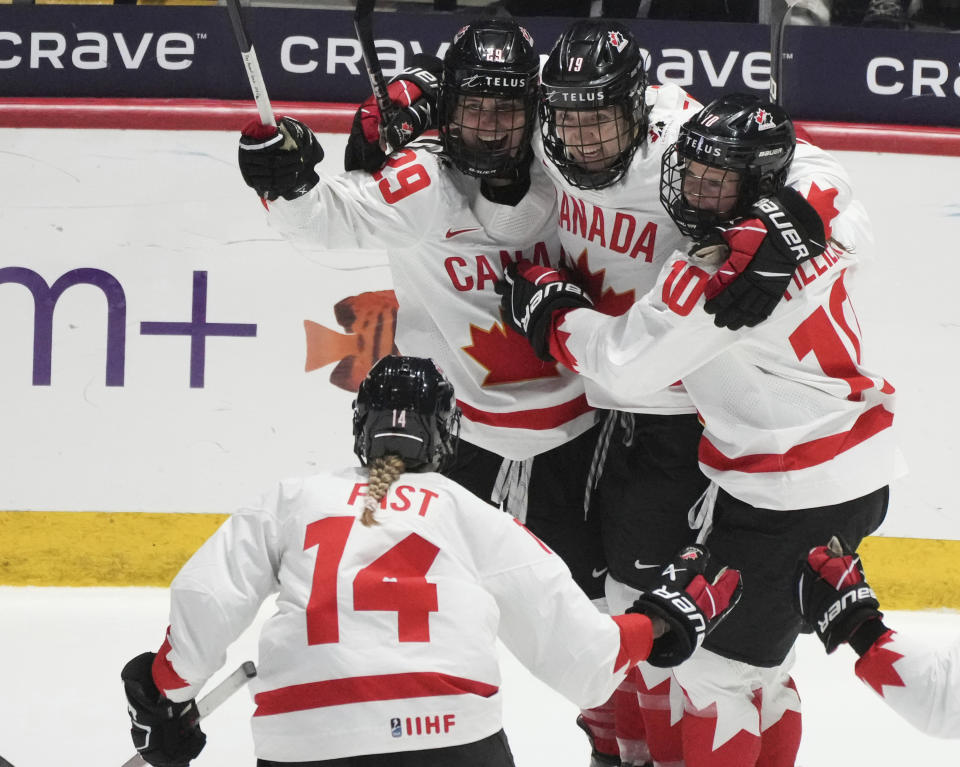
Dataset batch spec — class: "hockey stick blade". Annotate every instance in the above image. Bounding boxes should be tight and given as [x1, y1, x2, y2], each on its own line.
[120, 661, 257, 767]
[225, 0, 277, 127]
[353, 0, 398, 151]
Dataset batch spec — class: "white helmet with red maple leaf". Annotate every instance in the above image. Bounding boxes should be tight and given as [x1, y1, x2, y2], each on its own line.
[660, 93, 797, 239]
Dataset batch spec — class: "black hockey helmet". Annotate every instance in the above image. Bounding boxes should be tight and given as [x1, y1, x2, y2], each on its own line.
[438, 18, 540, 178]
[660, 93, 797, 238]
[352, 355, 461, 472]
[539, 20, 648, 190]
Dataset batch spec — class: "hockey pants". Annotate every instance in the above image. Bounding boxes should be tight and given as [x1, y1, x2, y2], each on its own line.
[672, 647, 802, 767]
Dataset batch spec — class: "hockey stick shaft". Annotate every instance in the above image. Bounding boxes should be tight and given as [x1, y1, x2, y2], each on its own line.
[353, 0, 398, 149]
[120, 660, 257, 767]
[768, 0, 809, 105]
[225, 0, 276, 127]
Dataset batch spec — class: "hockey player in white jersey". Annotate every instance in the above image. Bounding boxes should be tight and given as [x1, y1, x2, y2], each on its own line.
[536, 24, 709, 767]
[235, 18, 615, 615]
[797, 537, 960, 739]
[119, 355, 743, 767]
[499, 93, 904, 767]
[535, 21, 859, 767]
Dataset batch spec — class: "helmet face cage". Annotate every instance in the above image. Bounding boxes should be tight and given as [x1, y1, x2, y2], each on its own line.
[660, 94, 796, 239]
[352, 355, 461, 473]
[438, 20, 540, 178]
[539, 21, 648, 190]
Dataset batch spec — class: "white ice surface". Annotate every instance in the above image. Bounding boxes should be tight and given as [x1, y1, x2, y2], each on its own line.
[0, 587, 956, 766]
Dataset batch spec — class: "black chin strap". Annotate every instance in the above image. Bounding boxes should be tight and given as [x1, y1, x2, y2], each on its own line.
[480, 150, 533, 207]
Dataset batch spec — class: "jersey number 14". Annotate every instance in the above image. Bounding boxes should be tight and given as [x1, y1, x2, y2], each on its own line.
[303, 516, 440, 645]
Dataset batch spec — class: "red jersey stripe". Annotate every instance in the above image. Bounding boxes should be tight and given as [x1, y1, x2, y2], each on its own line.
[456, 394, 593, 430]
[612, 614, 654, 672]
[699, 404, 894, 473]
[253, 672, 498, 716]
[152, 629, 191, 694]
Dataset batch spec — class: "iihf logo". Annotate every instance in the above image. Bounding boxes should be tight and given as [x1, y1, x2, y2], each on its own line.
[391, 717, 402, 738]
[608, 31, 628, 52]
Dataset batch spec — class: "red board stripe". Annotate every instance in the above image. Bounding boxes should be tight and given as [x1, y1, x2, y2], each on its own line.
[2, 97, 960, 156]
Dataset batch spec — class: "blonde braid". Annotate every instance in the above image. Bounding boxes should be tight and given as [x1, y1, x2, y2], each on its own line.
[361, 454, 407, 527]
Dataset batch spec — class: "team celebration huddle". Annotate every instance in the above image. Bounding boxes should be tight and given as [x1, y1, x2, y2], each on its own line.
[120, 14, 958, 767]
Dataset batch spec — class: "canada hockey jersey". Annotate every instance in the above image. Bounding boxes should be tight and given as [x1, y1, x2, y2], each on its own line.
[551, 226, 904, 510]
[855, 629, 960, 738]
[535, 83, 703, 415]
[536, 83, 864, 419]
[267, 148, 595, 460]
[151, 468, 651, 761]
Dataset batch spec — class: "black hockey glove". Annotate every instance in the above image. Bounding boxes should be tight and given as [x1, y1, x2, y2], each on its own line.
[627, 545, 742, 667]
[495, 260, 593, 362]
[344, 54, 442, 173]
[700, 186, 827, 331]
[795, 536, 885, 655]
[122, 652, 206, 767]
[238, 116, 324, 201]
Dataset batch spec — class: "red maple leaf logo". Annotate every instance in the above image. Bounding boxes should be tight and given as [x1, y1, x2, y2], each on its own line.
[463, 322, 561, 385]
[855, 630, 906, 697]
[569, 249, 637, 316]
[805, 182, 840, 241]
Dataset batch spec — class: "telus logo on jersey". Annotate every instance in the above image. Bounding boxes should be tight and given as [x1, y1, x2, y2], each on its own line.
[390, 714, 456, 737]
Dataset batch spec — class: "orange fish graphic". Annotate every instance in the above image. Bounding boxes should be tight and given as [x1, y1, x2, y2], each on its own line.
[304, 290, 399, 392]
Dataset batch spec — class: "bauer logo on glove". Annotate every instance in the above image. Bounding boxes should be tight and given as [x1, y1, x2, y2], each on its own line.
[627, 544, 742, 667]
[495, 260, 593, 362]
[520, 281, 589, 333]
[754, 196, 818, 262]
[795, 535, 882, 654]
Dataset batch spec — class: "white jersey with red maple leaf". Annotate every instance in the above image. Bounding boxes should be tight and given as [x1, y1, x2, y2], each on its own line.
[266, 147, 593, 461]
[855, 629, 960, 738]
[150, 468, 652, 761]
[535, 83, 863, 418]
[551, 216, 904, 510]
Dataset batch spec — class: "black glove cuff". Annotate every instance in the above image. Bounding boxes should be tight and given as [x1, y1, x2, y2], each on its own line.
[527, 295, 589, 362]
[395, 54, 443, 105]
[820, 595, 882, 653]
[848, 616, 890, 656]
[122, 651, 161, 705]
[627, 599, 695, 668]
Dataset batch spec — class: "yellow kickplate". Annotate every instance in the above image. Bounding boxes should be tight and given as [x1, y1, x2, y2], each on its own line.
[858, 536, 960, 610]
[1, 512, 959, 610]
[0, 511, 228, 587]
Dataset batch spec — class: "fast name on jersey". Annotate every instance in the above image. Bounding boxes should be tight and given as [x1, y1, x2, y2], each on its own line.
[347, 482, 439, 516]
